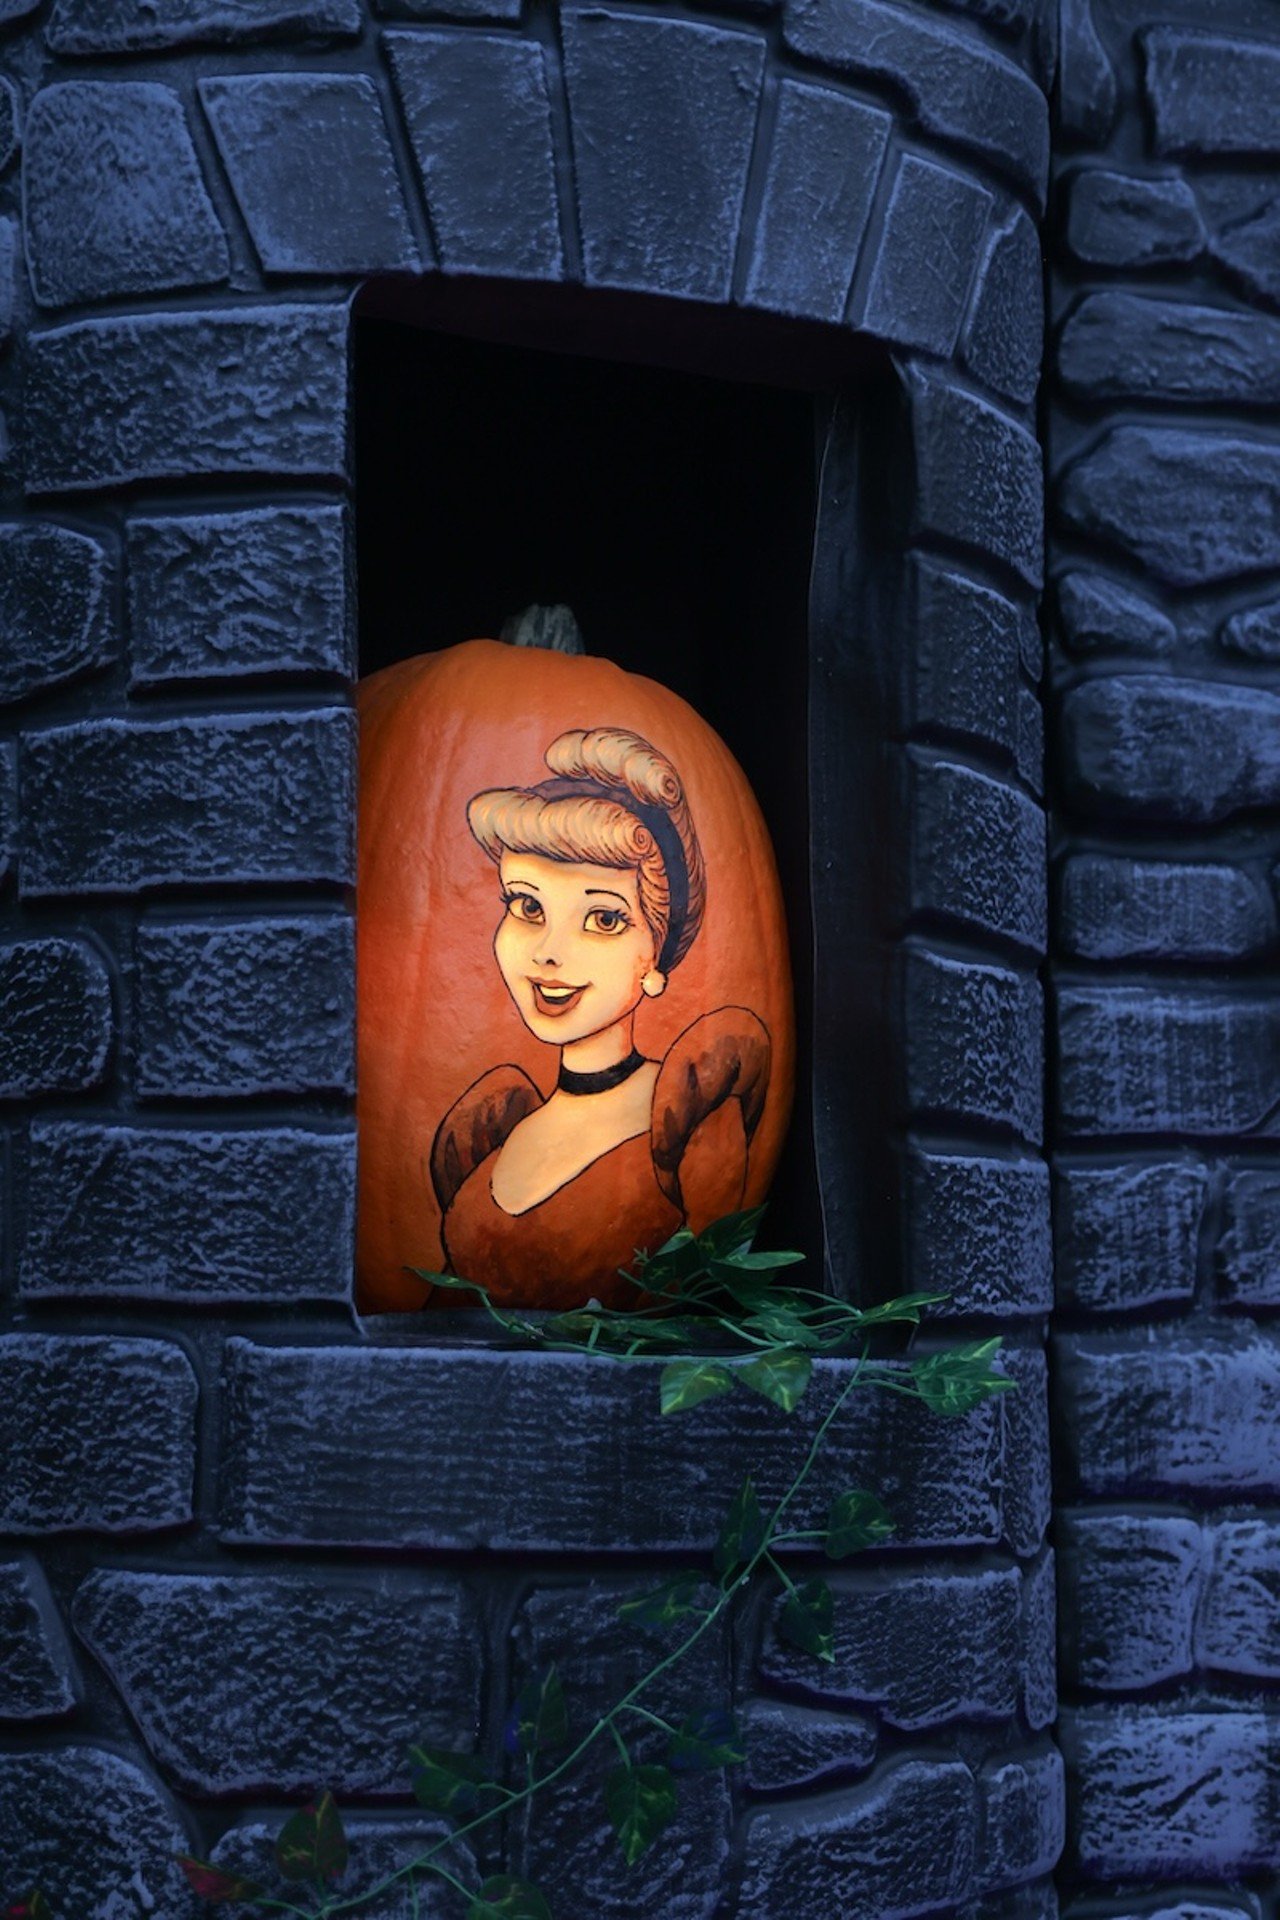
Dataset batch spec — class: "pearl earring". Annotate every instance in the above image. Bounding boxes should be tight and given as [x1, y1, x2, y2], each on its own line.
[641, 969, 666, 998]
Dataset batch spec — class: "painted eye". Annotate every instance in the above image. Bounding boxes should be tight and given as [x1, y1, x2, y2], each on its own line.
[503, 891, 544, 925]
[584, 906, 630, 935]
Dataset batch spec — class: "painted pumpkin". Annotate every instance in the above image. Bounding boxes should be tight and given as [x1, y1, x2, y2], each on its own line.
[356, 622, 794, 1313]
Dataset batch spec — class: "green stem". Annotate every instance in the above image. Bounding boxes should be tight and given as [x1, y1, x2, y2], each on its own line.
[764, 1550, 801, 1598]
[607, 1717, 631, 1767]
[621, 1704, 677, 1737]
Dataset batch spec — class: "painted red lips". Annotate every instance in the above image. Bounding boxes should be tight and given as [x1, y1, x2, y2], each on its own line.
[529, 978, 588, 1017]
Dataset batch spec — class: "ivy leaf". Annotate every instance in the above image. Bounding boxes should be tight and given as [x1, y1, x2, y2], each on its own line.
[659, 1358, 735, 1415]
[504, 1666, 568, 1760]
[825, 1489, 895, 1558]
[695, 1208, 766, 1261]
[713, 1247, 805, 1274]
[604, 1763, 679, 1866]
[779, 1578, 835, 1664]
[407, 1744, 499, 1818]
[4, 1895, 55, 1920]
[466, 1875, 553, 1920]
[714, 1476, 766, 1578]
[740, 1307, 822, 1350]
[668, 1706, 747, 1773]
[274, 1793, 348, 1885]
[176, 1859, 263, 1904]
[847, 1290, 948, 1328]
[410, 1268, 490, 1298]
[910, 1339, 1014, 1416]
[616, 1572, 709, 1629]
[737, 1349, 812, 1411]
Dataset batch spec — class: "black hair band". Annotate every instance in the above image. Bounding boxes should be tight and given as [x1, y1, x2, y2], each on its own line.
[532, 775, 689, 975]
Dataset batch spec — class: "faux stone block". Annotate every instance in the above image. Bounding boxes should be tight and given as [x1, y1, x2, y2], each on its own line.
[909, 373, 1043, 588]
[0, 739, 12, 883]
[742, 1700, 877, 1793]
[963, 206, 1042, 405]
[1060, 292, 1280, 406]
[0, 1556, 78, 1719]
[903, 750, 1046, 953]
[129, 504, 350, 685]
[0, 217, 15, 347]
[1055, 571, 1175, 656]
[741, 1757, 978, 1917]
[1016, 683, 1043, 795]
[1200, 174, 1280, 308]
[899, 555, 1023, 762]
[25, 82, 227, 308]
[859, 153, 992, 356]
[1063, 677, 1280, 823]
[21, 708, 355, 896]
[1057, 0, 1116, 143]
[0, 522, 113, 706]
[562, 10, 764, 300]
[1142, 28, 1280, 157]
[47, 0, 360, 49]
[0, 1747, 197, 1920]
[1056, 1325, 1280, 1496]
[1057, 985, 1280, 1137]
[1221, 596, 1280, 660]
[73, 1570, 481, 1796]
[200, 73, 418, 276]
[1021, 1549, 1056, 1731]
[219, 1347, 1008, 1552]
[1058, 427, 1280, 587]
[1057, 1511, 1200, 1689]
[0, 938, 112, 1096]
[904, 1146, 1052, 1319]
[136, 915, 354, 1098]
[379, 0, 520, 13]
[0, 1335, 196, 1532]
[979, 1747, 1065, 1890]
[25, 305, 348, 494]
[210, 1818, 468, 1919]
[21, 1121, 355, 1303]
[1055, 1159, 1207, 1312]
[1199, 1520, 1280, 1679]
[784, 0, 1047, 206]
[999, 1345, 1051, 1560]
[902, 947, 1043, 1143]
[1059, 855, 1273, 962]
[387, 31, 561, 279]
[0, 78, 17, 174]
[1218, 1171, 1280, 1307]
[1066, 168, 1205, 267]
[744, 79, 889, 323]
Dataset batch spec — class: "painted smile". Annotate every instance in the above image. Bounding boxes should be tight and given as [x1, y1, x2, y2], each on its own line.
[529, 979, 588, 1017]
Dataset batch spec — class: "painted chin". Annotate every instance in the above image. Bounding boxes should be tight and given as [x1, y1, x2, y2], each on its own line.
[528, 980, 588, 1019]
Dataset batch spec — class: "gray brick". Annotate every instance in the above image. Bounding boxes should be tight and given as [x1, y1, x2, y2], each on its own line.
[136, 915, 353, 1099]
[999, 1345, 1051, 1559]
[741, 1757, 978, 1918]
[1057, 0, 1116, 142]
[1021, 1550, 1056, 1731]
[1059, 854, 1274, 962]
[1057, 1511, 1200, 1690]
[0, 78, 16, 178]
[26, 305, 348, 495]
[1056, 1325, 1280, 1496]
[219, 1347, 1007, 1551]
[1200, 174, 1280, 308]
[1142, 28, 1280, 158]
[1059, 427, 1280, 587]
[910, 372, 1043, 588]
[47, 0, 360, 50]
[903, 751, 1045, 953]
[0, 1556, 78, 1719]
[1221, 594, 1280, 661]
[899, 555, 1024, 762]
[744, 79, 889, 323]
[1199, 1519, 1280, 1679]
[0, 1335, 195, 1532]
[902, 948, 1043, 1143]
[1063, 677, 1280, 824]
[1055, 1159, 1207, 1313]
[0, 1, 36, 27]
[1219, 1170, 1280, 1308]
[972, 1887, 1060, 1920]
[210, 1818, 468, 1919]
[963, 206, 1042, 406]
[0, 1747, 198, 1920]
[0, 739, 11, 885]
[21, 1121, 354, 1304]
[1060, 292, 1280, 406]
[387, 31, 562, 280]
[1057, 985, 1280, 1138]
[1066, 168, 1205, 268]
[25, 83, 227, 308]
[0, 217, 17, 346]
[742, 1699, 877, 1793]
[0, 522, 113, 706]
[1056, 569, 1176, 659]
[859, 153, 992, 356]
[21, 708, 354, 896]
[784, 0, 1047, 206]
[73, 1569, 481, 1796]
[0, 938, 112, 1096]
[904, 1146, 1052, 1319]
[379, 0, 520, 13]
[200, 73, 419, 277]
[978, 1747, 1065, 1891]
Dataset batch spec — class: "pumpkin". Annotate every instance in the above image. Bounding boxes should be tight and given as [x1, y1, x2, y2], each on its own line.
[356, 614, 794, 1313]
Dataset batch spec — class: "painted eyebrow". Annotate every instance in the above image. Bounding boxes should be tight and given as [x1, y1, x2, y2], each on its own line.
[585, 889, 631, 905]
[503, 875, 543, 891]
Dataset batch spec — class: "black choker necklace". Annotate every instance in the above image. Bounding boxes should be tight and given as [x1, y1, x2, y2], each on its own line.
[558, 1049, 648, 1096]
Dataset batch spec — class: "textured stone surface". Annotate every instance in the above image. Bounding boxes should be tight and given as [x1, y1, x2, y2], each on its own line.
[1021, 1549, 1056, 1731]
[1055, 1159, 1207, 1312]
[200, 73, 418, 275]
[21, 1122, 355, 1303]
[0, 739, 12, 884]
[0, 1335, 195, 1532]
[25, 82, 227, 307]
[21, 708, 355, 895]
[47, 0, 360, 49]
[219, 1347, 1008, 1551]
[1057, 1511, 1200, 1689]
[0, 1747, 198, 1920]
[744, 78, 889, 323]
[902, 948, 1043, 1143]
[1055, 570, 1175, 656]
[785, 0, 1047, 205]
[1059, 426, 1280, 586]
[136, 915, 354, 1098]
[979, 1747, 1065, 1891]
[999, 1345, 1051, 1560]
[563, 10, 764, 301]
[899, 556, 1025, 762]
[742, 1699, 877, 1793]
[904, 751, 1045, 953]
[0, 1556, 78, 1719]
[128, 504, 350, 684]
[1199, 1520, 1280, 1678]
[0, 216, 15, 346]
[1058, 0, 1116, 142]
[910, 373, 1043, 587]
[1059, 854, 1273, 961]
[1221, 595, 1280, 660]
[0, 938, 112, 1096]
[1062, 677, 1280, 823]
[904, 1146, 1052, 1318]
[1056, 1325, 1280, 1496]
[1218, 1170, 1280, 1306]
[741, 1758, 979, 1918]
[26, 305, 348, 494]
[1200, 174, 1280, 307]
[859, 152, 992, 356]
[0, 78, 18, 177]
[1066, 168, 1205, 267]
[0, 521, 113, 705]
[379, 0, 520, 13]
[73, 1570, 481, 1796]
[1057, 984, 1280, 1137]
[388, 30, 561, 279]
[1060, 292, 1280, 405]
[210, 1819, 467, 1919]
[963, 206, 1042, 405]
[1143, 28, 1280, 157]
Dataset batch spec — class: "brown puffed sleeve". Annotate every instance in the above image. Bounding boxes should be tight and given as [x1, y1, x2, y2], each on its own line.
[650, 1008, 771, 1230]
[430, 1067, 544, 1212]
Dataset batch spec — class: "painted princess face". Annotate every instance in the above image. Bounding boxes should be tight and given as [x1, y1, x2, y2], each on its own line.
[495, 851, 657, 1047]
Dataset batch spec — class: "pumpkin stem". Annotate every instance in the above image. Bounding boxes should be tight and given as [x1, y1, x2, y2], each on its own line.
[500, 604, 585, 654]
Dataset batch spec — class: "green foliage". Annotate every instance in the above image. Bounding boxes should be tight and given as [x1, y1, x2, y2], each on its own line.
[658, 1357, 735, 1413]
[825, 1488, 896, 1558]
[275, 1793, 348, 1885]
[505, 1667, 569, 1761]
[910, 1337, 1014, 1415]
[714, 1477, 766, 1578]
[616, 1572, 709, 1629]
[408, 1745, 500, 1818]
[604, 1762, 679, 1866]
[779, 1577, 836, 1664]
[176, 1860, 263, 1904]
[467, 1876, 552, 1920]
[668, 1707, 747, 1774]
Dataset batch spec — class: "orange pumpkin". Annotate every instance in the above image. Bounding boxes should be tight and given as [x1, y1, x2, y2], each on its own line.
[357, 631, 794, 1313]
